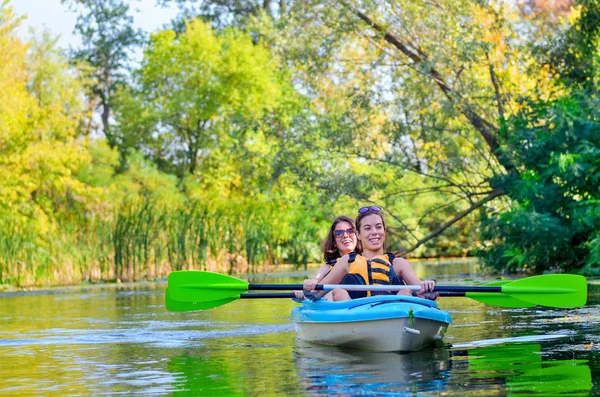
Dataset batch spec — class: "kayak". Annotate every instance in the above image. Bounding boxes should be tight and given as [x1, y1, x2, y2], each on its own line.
[291, 295, 452, 352]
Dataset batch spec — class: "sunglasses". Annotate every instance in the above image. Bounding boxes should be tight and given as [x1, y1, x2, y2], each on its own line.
[358, 206, 381, 214]
[333, 228, 355, 238]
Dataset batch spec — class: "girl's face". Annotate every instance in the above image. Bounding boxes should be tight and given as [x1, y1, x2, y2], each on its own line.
[333, 221, 357, 255]
[357, 214, 385, 252]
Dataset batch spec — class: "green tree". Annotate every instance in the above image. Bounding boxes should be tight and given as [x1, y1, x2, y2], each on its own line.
[0, 3, 92, 225]
[479, 0, 600, 274]
[119, 19, 285, 178]
[161, 1, 599, 265]
[253, 0, 586, 260]
[0, 1, 96, 284]
[62, 0, 143, 170]
[481, 90, 600, 274]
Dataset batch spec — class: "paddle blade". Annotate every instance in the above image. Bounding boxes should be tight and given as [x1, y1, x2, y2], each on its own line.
[168, 271, 249, 303]
[502, 274, 588, 308]
[165, 287, 239, 311]
[467, 281, 535, 308]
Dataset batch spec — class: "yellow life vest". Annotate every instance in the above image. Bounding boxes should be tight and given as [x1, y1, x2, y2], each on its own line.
[347, 253, 394, 297]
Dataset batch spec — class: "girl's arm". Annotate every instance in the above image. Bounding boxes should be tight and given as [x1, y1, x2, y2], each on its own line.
[304, 255, 350, 299]
[294, 263, 333, 299]
[393, 257, 436, 295]
[313, 263, 332, 282]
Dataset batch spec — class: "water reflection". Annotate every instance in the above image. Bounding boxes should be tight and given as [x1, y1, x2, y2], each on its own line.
[292, 340, 592, 396]
[1, 275, 598, 396]
[168, 354, 245, 397]
[293, 341, 451, 396]
[458, 342, 592, 396]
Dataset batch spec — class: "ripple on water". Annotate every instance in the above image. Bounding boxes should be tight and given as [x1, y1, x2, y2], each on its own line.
[452, 333, 569, 348]
[0, 323, 294, 349]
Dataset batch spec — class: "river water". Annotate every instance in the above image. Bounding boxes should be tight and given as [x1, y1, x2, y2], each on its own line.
[1, 261, 599, 396]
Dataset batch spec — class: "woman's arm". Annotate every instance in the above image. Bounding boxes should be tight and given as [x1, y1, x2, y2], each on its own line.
[313, 263, 332, 281]
[294, 263, 333, 299]
[303, 263, 332, 290]
[393, 257, 436, 295]
[304, 255, 350, 299]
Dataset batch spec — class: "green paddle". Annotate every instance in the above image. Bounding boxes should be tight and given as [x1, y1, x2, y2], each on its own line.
[164, 287, 526, 312]
[165, 287, 295, 312]
[465, 281, 535, 308]
[166, 271, 587, 311]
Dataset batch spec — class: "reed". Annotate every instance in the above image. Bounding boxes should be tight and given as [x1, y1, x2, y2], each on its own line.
[0, 216, 46, 287]
[112, 196, 169, 281]
[0, 193, 327, 288]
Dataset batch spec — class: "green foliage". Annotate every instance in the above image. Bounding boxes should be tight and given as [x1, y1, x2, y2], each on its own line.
[547, 0, 600, 88]
[62, 0, 143, 168]
[480, 92, 600, 273]
[479, 2, 600, 275]
[0, 2, 99, 285]
[9, 0, 600, 287]
[0, 4, 322, 287]
[119, 19, 285, 177]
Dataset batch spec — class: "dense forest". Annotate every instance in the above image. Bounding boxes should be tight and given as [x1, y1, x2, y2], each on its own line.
[1, 0, 600, 287]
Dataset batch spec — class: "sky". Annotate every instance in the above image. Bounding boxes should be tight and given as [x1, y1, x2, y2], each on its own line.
[11, 0, 180, 49]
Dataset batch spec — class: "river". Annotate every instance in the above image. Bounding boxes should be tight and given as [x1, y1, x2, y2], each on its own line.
[1, 261, 599, 396]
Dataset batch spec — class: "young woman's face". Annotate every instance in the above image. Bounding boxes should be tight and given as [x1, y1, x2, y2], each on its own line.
[357, 214, 385, 252]
[333, 221, 357, 255]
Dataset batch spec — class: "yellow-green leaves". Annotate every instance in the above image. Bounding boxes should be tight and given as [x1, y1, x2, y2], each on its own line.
[129, 19, 286, 177]
[0, 3, 91, 243]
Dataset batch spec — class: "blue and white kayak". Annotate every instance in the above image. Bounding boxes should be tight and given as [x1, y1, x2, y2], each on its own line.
[291, 295, 452, 352]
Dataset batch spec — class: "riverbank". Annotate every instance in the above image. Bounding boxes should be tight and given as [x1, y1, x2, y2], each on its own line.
[0, 257, 480, 294]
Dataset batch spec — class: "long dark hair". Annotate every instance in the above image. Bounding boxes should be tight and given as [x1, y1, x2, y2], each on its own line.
[322, 215, 360, 262]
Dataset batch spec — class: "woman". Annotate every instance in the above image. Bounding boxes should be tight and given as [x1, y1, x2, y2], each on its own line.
[304, 206, 437, 301]
[293, 215, 360, 300]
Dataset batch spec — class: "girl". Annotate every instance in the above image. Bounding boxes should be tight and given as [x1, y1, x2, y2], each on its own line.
[294, 215, 359, 300]
[304, 206, 436, 301]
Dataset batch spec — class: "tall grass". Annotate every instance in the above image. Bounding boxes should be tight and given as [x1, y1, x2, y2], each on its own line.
[165, 202, 216, 272]
[0, 217, 49, 287]
[0, 196, 323, 288]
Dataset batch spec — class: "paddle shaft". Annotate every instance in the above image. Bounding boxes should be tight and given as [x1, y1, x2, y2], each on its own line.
[248, 283, 501, 293]
[239, 292, 463, 299]
[241, 292, 294, 299]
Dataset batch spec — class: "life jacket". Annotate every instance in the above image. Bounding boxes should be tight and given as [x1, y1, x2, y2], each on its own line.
[343, 252, 404, 298]
[325, 257, 338, 268]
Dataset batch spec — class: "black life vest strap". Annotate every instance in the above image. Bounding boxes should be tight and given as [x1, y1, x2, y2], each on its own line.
[366, 259, 374, 285]
[370, 257, 392, 284]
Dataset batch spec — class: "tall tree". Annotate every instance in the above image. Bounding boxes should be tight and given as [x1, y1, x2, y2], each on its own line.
[0, 1, 93, 232]
[259, 0, 583, 257]
[62, 0, 143, 170]
[119, 19, 287, 178]
[479, 0, 600, 273]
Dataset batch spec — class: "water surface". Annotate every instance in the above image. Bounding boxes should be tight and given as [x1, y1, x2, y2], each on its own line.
[1, 263, 599, 396]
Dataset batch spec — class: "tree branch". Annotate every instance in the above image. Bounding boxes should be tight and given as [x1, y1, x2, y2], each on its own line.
[401, 188, 506, 254]
[347, 6, 514, 172]
[486, 51, 505, 123]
